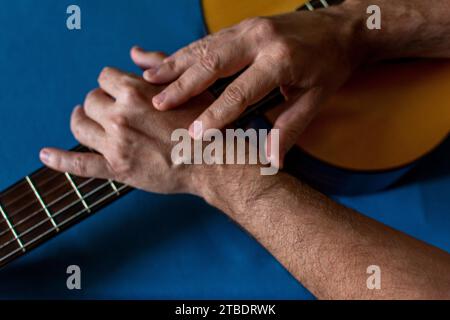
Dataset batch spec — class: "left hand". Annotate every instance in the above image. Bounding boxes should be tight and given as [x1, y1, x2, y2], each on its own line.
[40, 53, 215, 195]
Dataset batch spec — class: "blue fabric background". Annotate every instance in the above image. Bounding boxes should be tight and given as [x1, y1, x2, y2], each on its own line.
[0, 0, 448, 299]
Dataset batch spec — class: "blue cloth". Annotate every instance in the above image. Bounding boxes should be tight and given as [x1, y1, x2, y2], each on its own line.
[0, 0, 448, 299]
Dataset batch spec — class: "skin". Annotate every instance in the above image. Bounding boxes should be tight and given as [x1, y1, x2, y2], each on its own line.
[141, 0, 450, 165]
[39, 0, 450, 299]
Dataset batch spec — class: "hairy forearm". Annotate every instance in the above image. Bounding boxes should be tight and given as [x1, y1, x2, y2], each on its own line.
[195, 166, 450, 299]
[338, 0, 450, 61]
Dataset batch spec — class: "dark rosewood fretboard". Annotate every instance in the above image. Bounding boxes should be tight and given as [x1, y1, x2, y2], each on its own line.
[0, 145, 132, 269]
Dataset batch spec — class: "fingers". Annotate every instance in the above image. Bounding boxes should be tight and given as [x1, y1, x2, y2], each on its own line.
[151, 41, 250, 110]
[130, 46, 167, 70]
[191, 60, 279, 137]
[271, 89, 325, 166]
[142, 26, 242, 86]
[97, 67, 135, 100]
[70, 105, 106, 152]
[83, 88, 114, 125]
[97, 67, 127, 98]
[40, 148, 113, 179]
[98, 66, 154, 104]
[143, 52, 191, 85]
[143, 38, 209, 84]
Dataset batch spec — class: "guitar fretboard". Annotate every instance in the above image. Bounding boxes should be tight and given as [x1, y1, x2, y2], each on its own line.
[0, 146, 131, 268]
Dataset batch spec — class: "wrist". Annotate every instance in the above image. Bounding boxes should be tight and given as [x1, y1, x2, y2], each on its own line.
[190, 163, 278, 215]
[318, 2, 370, 70]
[337, 0, 432, 62]
[190, 164, 253, 205]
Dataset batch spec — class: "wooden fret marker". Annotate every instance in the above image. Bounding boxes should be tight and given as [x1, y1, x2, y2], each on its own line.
[109, 180, 120, 196]
[25, 176, 59, 231]
[0, 204, 25, 252]
[65, 173, 91, 213]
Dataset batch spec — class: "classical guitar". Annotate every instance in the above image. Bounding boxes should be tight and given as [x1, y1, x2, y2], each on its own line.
[204, 0, 450, 194]
[0, 0, 449, 270]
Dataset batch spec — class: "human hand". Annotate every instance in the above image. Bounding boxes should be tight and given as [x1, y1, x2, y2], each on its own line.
[39, 64, 216, 196]
[138, 7, 364, 166]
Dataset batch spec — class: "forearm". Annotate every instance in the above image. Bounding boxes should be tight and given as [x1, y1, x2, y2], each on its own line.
[195, 166, 450, 299]
[338, 0, 450, 61]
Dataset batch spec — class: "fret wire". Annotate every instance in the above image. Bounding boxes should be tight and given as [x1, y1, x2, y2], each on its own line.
[0, 204, 25, 252]
[109, 180, 120, 195]
[0, 177, 96, 239]
[0, 180, 122, 251]
[0, 185, 128, 264]
[3, 169, 64, 212]
[305, 1, 315, 11]
[1, 145, 87, 213]
[25, 176, 59, 231]
[4, 172, 77, 223]
[65, 173, 91, 213]
[320, 0, 330, 8]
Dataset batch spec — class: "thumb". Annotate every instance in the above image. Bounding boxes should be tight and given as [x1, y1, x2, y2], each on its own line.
[270, 89, 325, 167]
[130, 46, 167, 70]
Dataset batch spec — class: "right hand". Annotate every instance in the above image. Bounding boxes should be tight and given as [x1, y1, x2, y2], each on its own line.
[133, 7, 364, 166]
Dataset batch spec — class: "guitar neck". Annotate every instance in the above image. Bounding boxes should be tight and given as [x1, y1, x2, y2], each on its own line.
[0, 145, 132, 269]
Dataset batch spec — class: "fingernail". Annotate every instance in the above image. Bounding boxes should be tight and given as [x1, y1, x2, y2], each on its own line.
[144, 66, 159, 78]
[153, 92, 166, 108]
[133, 46, 142, 52]
[40, 149, 51, 164]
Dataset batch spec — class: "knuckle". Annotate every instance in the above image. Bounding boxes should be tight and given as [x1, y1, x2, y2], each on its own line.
[72, 155, 87, 176]
[108, 115, 134, 147]
[98, 67, 111, 82]
[202, 107, 224, 124]
[252, 17, 277, 38]
[163, 59, 176, 71]
[109, 114, 129, 132]
[114, 144, 129, 163]
[120, 83, 143, 104]
[98, 67, 109, 79]
[53, 154, 63, 171]
[273, 41, 295, 63]
[199, 51, 220, 73]
[70, 112, 80, 135]
[84, 89, 97, 105]
[109, 146, 132, 179]
[70, 122, 82, 141]
[223, 83, 246, 107]
[191, 37, 211, 59]
[83, 90, 98, 114]
[171, 78, 185, 94]
[241, 17, 257, 27]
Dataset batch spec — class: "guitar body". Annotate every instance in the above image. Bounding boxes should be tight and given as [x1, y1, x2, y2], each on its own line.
[202, 0, 450, 195]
